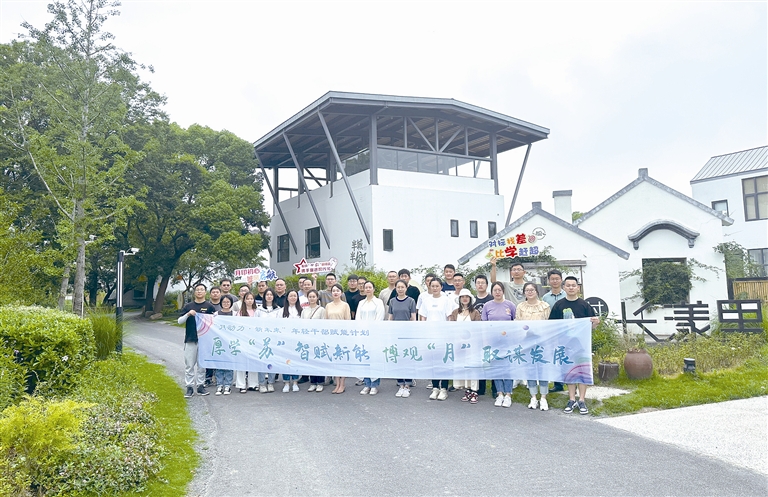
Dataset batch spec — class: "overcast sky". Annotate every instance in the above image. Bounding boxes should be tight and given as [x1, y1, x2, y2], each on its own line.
[2, 1, 766, 221]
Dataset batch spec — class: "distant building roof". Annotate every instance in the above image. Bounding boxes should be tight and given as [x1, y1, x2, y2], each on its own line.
[576, 168, 734, 226]
[690, 146, 768, 184]
[457, 202, 630, 264]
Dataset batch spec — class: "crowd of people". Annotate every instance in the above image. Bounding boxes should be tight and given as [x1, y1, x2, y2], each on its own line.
[178, 259, 600, 414]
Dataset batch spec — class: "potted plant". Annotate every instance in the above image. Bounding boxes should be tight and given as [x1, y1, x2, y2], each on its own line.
[593, 315, 621, 382]
[623, 332, 653, 380]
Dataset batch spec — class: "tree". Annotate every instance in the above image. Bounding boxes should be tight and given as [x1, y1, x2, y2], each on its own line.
[0, 0, 164, 314]
[121, 122, 269, 314]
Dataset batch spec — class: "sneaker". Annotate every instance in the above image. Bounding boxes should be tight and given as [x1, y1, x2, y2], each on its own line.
[448, 386, 457, 392]
[215, 385, 223, 396]
[461, 390, 471, 402]
[494, 394, 504, 407]
[426, 382, 433, 389]
[259, 385, 268, 394]
[396, 387, 405, 397]
[549, 383, 565, 393]
[184, 386, 194, 398]
[315, 385, 324, 392]
[437, 388, 448, 401]
[239, 388, 247, 394]
[429, 388, 439, 400]
[502, 394, 512, 408]
[308, 384, 317, 392]
[469, 392, 479, 404]
[267, 383, 275, 393]
[223, 386, 231, 395]
[578, 401, 589, 415]
[369, 387, 378, 395]
[564, 400, 577, 413]
[401, 387, 411, 398]
[360, 387, 371, 395]
[282, 383, 290, 393]
[540, 397, 548, 411]
[355, 379, 365, 386]
[292, 382, 299, 392]
[528, 398, 538, 409]
[197, 385, 209, 396]
[410, 380, 416, 387]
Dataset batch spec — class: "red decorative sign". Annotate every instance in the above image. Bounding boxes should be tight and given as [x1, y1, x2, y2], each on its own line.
[293, 257, 338, 275]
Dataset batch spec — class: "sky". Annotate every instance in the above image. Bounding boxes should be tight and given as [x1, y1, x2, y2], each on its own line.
[1, 0, 766, 221]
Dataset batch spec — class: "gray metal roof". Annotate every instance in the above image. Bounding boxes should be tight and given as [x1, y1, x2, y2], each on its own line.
[458, 202, 630, 264]
[576, 168, 734, 226]
[690, 146, 768, 184]
[253, 91, 550, 169]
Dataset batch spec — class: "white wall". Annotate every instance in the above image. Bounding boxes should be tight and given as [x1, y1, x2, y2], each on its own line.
[580, 180, 728, 336]
[463, 212, 623, 316]
[269, 168, 505, 276]
[691, 171, 768, 252]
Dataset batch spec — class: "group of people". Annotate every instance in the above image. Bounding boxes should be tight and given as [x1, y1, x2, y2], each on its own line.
[178, 259, 599, 414]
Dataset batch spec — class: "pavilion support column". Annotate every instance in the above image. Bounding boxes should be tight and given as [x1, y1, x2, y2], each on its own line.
[490, 131, 498, 195]
[255, 152, 298, 255]
[506, 143, 532, 227]
[283, 133, 331, 249]
[318, 111, 371, 245]
[370, 114, 378, 186]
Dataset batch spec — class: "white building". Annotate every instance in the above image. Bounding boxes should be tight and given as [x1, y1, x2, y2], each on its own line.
[460, 168, 733, 337]
[690, 146, 768, 276]
[254, 92, 549, 276]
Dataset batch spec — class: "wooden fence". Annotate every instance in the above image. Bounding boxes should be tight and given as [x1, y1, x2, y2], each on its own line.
[731, 278, 768, 303]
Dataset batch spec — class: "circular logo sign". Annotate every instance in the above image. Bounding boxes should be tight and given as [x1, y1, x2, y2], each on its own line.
[531, 227, 546, 240]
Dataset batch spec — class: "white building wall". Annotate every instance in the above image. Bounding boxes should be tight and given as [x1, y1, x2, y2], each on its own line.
[463, 212, 623, 316]
[691, 171, 768, 252]
[269, 169, 505, 276]
[579, 180, 728, 335]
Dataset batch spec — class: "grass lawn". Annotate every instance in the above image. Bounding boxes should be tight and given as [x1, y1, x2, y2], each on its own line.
[119, 352, 199, 497]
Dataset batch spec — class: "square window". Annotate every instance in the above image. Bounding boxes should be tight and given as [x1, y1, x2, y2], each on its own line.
[488, 221, 497, 238]
[383, 229, 394, 251]
[748, 248, 768, 277]
[469, 220, 478, 238]
[743, 175, 768, 221]
[305, 227, 320, 259]
[277, 234, 290, 262]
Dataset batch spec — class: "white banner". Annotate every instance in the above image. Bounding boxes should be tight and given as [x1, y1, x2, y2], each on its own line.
[195, 315, 593, 384]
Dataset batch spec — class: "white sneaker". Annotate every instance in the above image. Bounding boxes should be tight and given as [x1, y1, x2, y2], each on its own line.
[540, 397, 548, 411]
[528, 397, 538, 409]
[282, 383, 290, 393]
[215, 385, 223, 396]
[396, 387, 405, 397]
[292, 382, 299, 392]
[307, 384, 317, 392]
[315, 385, 323, 392]
[502, 394, 512, 408]
[360, 387, 371, 395]
[369, 387, 378, 395]
[437, 388, 448, 401]
[259, 385, 267, 393]
[267, 383, 275, 393]
[401, 387, 411, 398]
[494, 394, 504, 407]
[429, 388, 439, 400]
[223, 386, 231, 395]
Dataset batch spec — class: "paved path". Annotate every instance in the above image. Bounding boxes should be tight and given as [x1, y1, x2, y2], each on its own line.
[125, 317, 768, 496]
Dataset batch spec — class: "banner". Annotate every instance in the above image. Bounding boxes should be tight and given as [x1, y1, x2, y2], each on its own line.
[485, 228, 544, 260]
[195, 315, 593, 384]
[233, 266, 277, 281]
[293, 257, 338, 275]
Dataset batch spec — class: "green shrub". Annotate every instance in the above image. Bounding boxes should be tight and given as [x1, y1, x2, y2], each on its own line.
[0, 306, 96, 395]
[0, 346, 24, 411]
[0, 397, 92, 497]
[649, 332, 766, 375]
[592, 315, 621, 360]
[87, 310, 120, 360]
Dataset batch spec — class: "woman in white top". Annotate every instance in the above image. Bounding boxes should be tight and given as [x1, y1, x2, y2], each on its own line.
[449, 289, 482, 403]
[516, 282, 552, 411]
[256, 288, 282, 393]
[355, 281, 385, 395]
[300, 289, 327, 391]
[419, 278, 455, 401]
[236, 292, 258, 393]
[281, 290, 303, 392]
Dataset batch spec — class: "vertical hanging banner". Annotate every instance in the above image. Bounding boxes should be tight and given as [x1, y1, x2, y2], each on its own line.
[196, 315, 593, 384]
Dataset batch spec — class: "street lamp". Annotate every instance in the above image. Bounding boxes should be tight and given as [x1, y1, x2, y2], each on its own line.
[116, 248, 139, 353]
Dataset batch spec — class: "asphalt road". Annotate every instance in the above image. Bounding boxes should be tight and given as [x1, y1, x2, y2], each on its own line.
[125, 317, 768, 497]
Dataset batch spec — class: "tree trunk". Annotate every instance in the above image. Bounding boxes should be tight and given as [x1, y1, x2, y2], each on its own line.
[72, 236, 86, 316]
[153, 273, 171, 315]
[57, 264, 71, 310]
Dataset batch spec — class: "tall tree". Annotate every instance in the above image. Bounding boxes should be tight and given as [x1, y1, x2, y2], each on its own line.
[0, 0, 164, 314]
